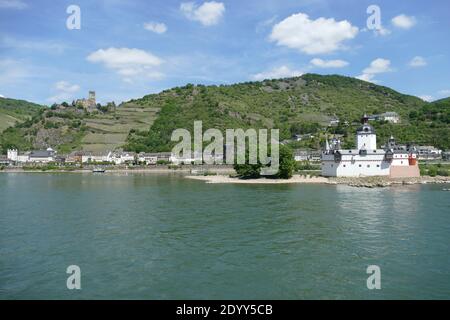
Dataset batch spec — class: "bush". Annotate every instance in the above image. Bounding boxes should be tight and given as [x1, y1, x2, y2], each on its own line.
[428, 166, 438, 177]
[156, 160, 170, 165]
[234, 162, 262, 179]
[437, 169, 449, 176]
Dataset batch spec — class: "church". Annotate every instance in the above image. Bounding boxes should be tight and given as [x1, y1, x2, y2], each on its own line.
[321, 115, 420, 178]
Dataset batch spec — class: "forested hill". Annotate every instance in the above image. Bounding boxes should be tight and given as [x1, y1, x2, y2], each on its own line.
[1, 74, 449, 154]
[125, 73, 448, 152]
[0, 97, 44, 132]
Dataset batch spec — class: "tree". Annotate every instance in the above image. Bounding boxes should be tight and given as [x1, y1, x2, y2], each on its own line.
[276, 145, 296, 179]
[233, 145, 262, 179]
[234, 162, 262, 179]
[234, 144, 295, 179]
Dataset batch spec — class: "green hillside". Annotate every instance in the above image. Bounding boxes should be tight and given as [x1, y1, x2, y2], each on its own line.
[125, 74, 448, 152]
[0, 102, 159, 154]
[1, 74, 449, 154]
[0, 97, 44, 132]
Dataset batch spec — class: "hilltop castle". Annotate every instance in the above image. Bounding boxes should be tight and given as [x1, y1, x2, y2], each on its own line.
[76, 91, 96, 112]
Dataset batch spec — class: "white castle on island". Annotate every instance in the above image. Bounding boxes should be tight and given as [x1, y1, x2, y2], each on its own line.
[321, 115, 420, 178]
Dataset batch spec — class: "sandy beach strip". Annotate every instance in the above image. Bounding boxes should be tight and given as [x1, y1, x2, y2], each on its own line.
[185, 175, 329, 184]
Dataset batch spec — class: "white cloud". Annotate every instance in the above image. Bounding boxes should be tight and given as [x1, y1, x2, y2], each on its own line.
[409, 56, 427, 67]
[180, 1, 225, 26]
[356, 73, 375, 82]
[87, 47, 164, 80]
[269, 13, 358, 55]
[47, 81, 80, 103]
[375, 26, 391, 36]
[356, 58, 392, 83]
[251, 65, 303, 81]
[392, 14, 416, 29]
[363, 58, 392, 74]
[144, 22, 167, 34]
[0, 0, 27, 9]
[310, 58, 349, 68]
[418, 95, 433, 102]
[0, 94, 4, 98]
[55, 81, 80, 93]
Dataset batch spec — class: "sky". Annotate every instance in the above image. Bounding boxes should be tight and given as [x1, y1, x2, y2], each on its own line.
[0, 0, 449, 105]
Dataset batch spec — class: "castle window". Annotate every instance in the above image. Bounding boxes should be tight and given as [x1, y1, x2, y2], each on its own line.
[367, 165, 370, 168]
[343, 165, 346, 167]
[359, 164, 362, 167]
[377, 164, 380, 167]
[401, 161, 403, 164]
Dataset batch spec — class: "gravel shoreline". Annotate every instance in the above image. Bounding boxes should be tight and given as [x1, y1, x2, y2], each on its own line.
[186, 175, 329, 184]
[186, 174, 450, 187]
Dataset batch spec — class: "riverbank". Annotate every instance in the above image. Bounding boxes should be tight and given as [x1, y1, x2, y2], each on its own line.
[186, 174, 450, 187]
[187, 175, 328, 184]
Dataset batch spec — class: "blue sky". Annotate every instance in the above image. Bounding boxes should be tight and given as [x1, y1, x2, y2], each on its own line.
[0, 0, 449, 105]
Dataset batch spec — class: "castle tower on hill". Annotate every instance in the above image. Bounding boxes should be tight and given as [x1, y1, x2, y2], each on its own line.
[76, 91, 97, 112]
[89, 91, 96, 104]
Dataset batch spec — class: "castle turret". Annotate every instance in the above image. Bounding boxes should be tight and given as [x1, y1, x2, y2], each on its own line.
[7, 149, 18, 161]
[89, 91, 96, 103]
[356, 114, 377, 150]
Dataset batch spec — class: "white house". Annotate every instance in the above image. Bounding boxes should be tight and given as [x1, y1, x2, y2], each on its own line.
[328, 117, 340, 126]
[0, 156, 12, 166]
[7, 148, 57, 164]
[294, 150, 309, 161]
[7, 148, 29, 163]
[119, 152, 135, 164]
[380, 112, 400, 123]
[81, 152, 110, 163]
[137, 153, 158, 165]
[321, 115, 419, 178]
[417, 146, 442, 160]
[28, 148, 56, 163]
[17, 153, 30, 163]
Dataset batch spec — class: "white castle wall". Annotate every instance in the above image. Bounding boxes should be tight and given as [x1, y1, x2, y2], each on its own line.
[321, 151, 390, 177]
[391, 153, 410, 166]
[357, 133, 377, 150]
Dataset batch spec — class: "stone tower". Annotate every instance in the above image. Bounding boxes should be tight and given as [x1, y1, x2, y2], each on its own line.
[7, 149, 18, 161]
[88, 91, 96, 104]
